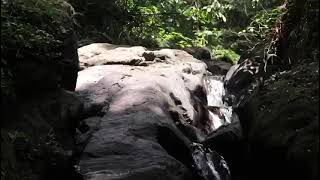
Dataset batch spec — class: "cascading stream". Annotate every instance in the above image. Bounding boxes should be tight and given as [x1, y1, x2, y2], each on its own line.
[189, 74, 237, 180]
[191, 142, 231, 180]
[204, 75, 233, 131]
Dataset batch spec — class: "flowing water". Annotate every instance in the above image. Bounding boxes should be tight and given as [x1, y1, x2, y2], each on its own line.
[204, 75, 233, 131]
[191, 143, 231, 180]
[190, 75, 236, 180]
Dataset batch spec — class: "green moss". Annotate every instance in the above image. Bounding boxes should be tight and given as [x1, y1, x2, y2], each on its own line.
[1, 0, 73, 60]
[1, 0, 75, 99]
[212, 46, 240, 63]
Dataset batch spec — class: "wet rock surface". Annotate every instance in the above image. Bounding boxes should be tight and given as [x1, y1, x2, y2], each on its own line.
[202, 60, 233, 76]
[224, 58, 264, 107]
[223, 54, 319, 180]
[75, 43, 232, 180]
[242, 61, 319, 180]
[219, 52, 319, 180]
[183, 47, 233, 76]
[3, 40, 317, 180]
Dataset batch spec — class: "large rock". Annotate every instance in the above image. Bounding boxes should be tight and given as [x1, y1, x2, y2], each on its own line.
[75, 43, 226, 179]
[2, 1, 80, 94]
[244, 62, 319, 180]
[202, 60, 233, 75]
[15, 31, 79, 93]
[1, 90, 83, 180]
[59, 31, 80, 91]
[223, 48, 319, 180]
[2, 1, 81, 173]
[183, 47, 212, 60]
[183, 47, 232, 75]
[202, 112, 245, 176]
[1, 2, 81, 180]
[224, 58, 264, 107]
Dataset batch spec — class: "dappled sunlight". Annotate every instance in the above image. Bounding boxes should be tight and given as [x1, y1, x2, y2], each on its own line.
[2, 0, 318, 179]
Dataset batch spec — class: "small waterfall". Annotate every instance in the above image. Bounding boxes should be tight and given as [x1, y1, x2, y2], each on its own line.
[191, 143, 231, 180]
[204, 75, 233, 131]
[188, 74, 237, 180]
[205, 76, 225, 107]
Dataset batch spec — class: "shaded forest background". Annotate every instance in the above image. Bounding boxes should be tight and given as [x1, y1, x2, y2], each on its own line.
[2, 0, 318, 98]
[70, 0, 285, 61]
[1, 0, 319, 180]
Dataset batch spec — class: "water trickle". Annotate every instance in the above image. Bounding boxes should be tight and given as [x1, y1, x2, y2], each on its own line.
[205, 76, 225, 107]
[204, 75, 233, 131]
[188, 74, 235, 180]
[191, 143, 231, 180]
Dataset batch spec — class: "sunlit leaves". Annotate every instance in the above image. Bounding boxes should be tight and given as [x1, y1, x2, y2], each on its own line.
[116, 0, 234, 49]
[114, 0, 284, 64]
[1, 0, 73, 61]
[213, 45, 240, 62]
[138, 5, 160, 14]
[244, 7, 285, 40]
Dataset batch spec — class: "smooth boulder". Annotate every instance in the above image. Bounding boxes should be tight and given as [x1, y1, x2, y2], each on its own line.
[75, 43, 214, 180]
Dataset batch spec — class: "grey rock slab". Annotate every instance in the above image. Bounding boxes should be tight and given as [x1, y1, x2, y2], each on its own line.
[75, 44, 212, 180]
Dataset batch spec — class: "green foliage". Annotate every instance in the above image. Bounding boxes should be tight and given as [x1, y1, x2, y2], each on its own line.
[212, 46, 240, 63]
[1, 0, 74, 99]
[111, 0, 284, 63]
[70, 0, 284, 63]
[1, 128, 69, 180]
[118, 0, 233, 48]
[233, 7, 285, 52]
[1, 0, 73, 59]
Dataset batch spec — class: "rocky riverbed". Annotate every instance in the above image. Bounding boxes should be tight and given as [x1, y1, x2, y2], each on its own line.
[2, 42, 317, 180]
[74, 43, 237, 180]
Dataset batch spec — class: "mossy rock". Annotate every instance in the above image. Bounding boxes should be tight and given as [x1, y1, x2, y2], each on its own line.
[1, 0, 79, 97]
[244, 62, 319, 180]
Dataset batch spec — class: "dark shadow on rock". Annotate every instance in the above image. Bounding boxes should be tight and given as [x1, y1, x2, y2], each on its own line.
[202, 113, 247, 178]
[156, 126, 203, 180]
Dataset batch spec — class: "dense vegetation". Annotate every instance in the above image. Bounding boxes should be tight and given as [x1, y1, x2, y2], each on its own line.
[1, 0, 76, 99]
[70, 0, 285, 63]
[0, 0, 318, 180]
[1, 1, 78, 179]
[1, 0, 317, 96]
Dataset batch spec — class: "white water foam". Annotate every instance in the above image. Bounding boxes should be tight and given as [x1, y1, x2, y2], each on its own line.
[191, 142, 230, 180]
[204, 75, 233, 130]
[208, 111, 223, 130]
[205, 76, 225, 107]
